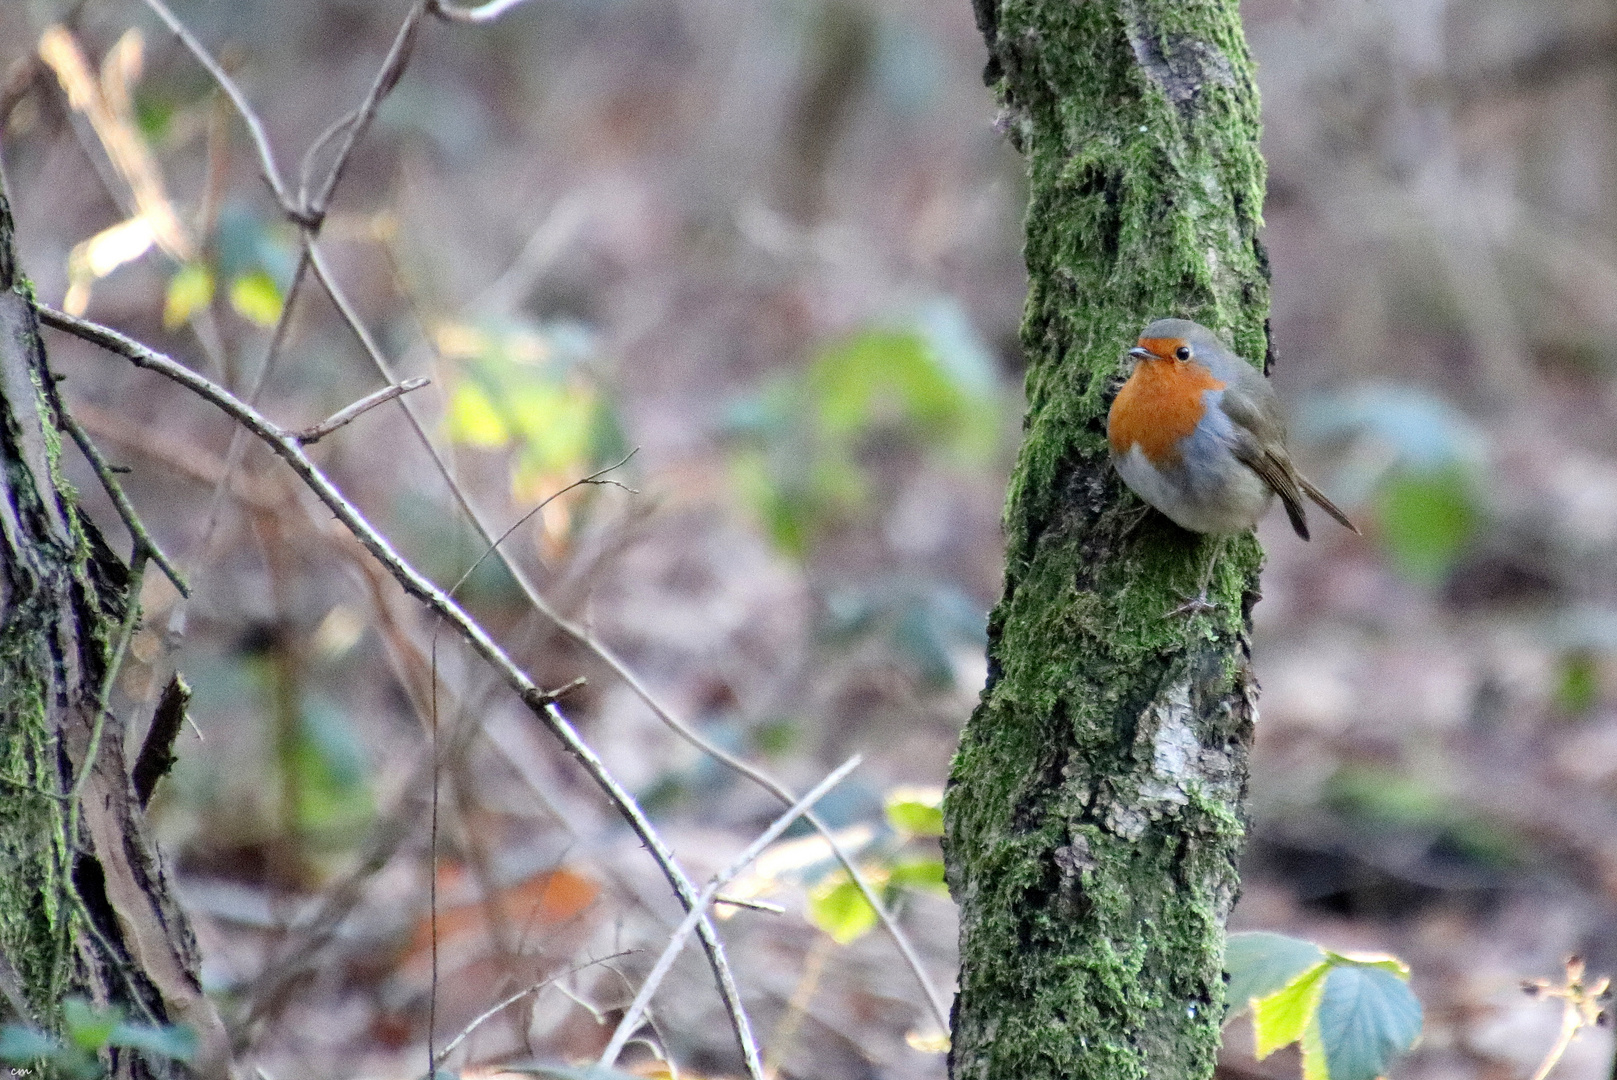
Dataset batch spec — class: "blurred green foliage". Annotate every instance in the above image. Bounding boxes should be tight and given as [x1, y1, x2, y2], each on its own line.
[1325, 764, 1520, 869]
[1555, 650, 1600, 715]
[1298, 387, 1486, 585]
[823, 577, 987, 689]
[1374, 464, 1478, 585]
[440, 317, 625, 506]
[0, 998, 195, 1079]
[727, 300, 1002, 557]
[806, 785, 947, 944]
[163, 205, 297, 330]
[284, 697, 374, 847]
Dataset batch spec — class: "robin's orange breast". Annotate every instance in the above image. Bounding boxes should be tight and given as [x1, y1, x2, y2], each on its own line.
[1107, 358, 1226, 466]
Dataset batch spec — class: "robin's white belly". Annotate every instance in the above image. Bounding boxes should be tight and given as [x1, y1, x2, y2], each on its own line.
[1113, 442, 1272, 535]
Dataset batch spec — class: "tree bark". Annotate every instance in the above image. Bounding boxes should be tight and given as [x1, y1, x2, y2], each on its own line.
[0, 187, 230, 1076]
[943, 2, 1269, 1079]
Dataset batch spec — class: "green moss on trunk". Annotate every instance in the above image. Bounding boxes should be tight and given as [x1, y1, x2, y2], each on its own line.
[943, 1, 1268, 1078]
[0, 185, 231, 1080]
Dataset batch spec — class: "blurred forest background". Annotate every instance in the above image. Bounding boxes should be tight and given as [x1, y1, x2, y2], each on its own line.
[4, 0, 1617, 1076]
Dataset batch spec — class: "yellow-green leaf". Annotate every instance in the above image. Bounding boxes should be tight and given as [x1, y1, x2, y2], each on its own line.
[447, 381, 511, 447]
[808, 875, 878, 944]
[887, 857, 947, 895]
[1322, 951, 1411, 979]
[229, 270, 283, 327]
[1253, 962, 1328, 1060]
[509, 379, 597, 475]
[885, 785, 945, 837]
[1301, 1015, 1329, 1080]
[1226, 932, 1327, 1018]
[163, 263, 213, 329]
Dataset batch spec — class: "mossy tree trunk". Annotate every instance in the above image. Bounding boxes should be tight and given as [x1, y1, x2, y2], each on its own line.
[943, 2, 1270, 1079]
[0, 190, 230, 1076]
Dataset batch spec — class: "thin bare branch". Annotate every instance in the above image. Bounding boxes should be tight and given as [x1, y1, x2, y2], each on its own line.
[296, 377, 430, 444]
[600, 755, 863, 1069]
[430, 0, 542, 24]
[473, 188, 592, 315]
[37, 305, 765, 1080]
[714, 896, 786, 915]
[138, 0, 295, 213]
[447, 450, 638, 597]
[52, 393, 189, 595]
[297, 110, 360, 212]
[434, 950, 637, 1068]
[304, 4, 428, 221]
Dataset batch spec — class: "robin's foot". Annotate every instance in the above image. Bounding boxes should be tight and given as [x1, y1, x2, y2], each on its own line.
[1166, 589, 1217, 618]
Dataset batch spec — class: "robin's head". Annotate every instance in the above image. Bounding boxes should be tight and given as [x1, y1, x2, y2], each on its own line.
[1129, 318, 1226, 368]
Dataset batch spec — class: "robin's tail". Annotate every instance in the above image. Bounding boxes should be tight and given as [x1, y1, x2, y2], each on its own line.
[1298, 475, 1360, 535]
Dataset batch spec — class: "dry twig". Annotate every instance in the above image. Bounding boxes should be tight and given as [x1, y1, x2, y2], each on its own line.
[296, 377, 429, 444]
[1522, 956, 1611, 1080]
[599, 756, 864, 1069]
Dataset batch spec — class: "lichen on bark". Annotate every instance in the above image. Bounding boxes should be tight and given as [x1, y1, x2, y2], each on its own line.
[943, 1, 1270, 1078]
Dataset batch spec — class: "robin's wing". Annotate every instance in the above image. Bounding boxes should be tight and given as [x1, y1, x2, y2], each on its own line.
[1229, 434, 1311, 540]
[1219, 371, 1359, 537]
[1217, 376, 1313, 540]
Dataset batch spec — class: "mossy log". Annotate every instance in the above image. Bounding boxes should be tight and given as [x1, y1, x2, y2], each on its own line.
[943, 2, 1269, 1078]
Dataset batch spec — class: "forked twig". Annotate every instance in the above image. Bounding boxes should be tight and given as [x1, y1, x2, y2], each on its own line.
[599, 755, 863, 1069]
[434, 950, 637, 1068]
[1522, 956, 1611, 1080]
[446, 450, 639, 598]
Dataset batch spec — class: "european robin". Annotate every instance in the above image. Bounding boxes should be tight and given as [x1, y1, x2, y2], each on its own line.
[1107, 318, 1358, 541]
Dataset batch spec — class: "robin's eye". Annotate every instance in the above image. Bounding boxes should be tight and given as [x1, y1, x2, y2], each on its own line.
[1174, 346, 1191, 361]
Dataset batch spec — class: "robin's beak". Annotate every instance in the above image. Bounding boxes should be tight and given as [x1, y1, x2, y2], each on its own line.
[1127, 346, 1153, 361]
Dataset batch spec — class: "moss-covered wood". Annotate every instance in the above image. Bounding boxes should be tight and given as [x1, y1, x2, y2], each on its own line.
[943, 2, 1269, 1078]
[0, 187, 229, 1076]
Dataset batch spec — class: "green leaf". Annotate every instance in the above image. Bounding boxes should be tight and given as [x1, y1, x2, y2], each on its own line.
[1557, 650, 1600, 714]
[1225, 932, 1327, 1018]
[1301, 1017, 1329, 1080]
[285, 699, 373, 844]
[108, 1021, 196, 1063]
[0, 1024, 63, 1061]
[887, 857, 948, 895]
[1252, 962, 1329, 1060]
[229, 269, 285, 327]
[808, 875, 879, 944]
[63, 997, 119, 1050]
[885, 787, 944, 837]
[163, 263, 214, 329]
[1375, 465, 1477, 584]
[808, 327, 993, 454]
[1311, 963, 1423, 1080]
[447, 381, 511, 447]
[508, 379, 599, 476]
